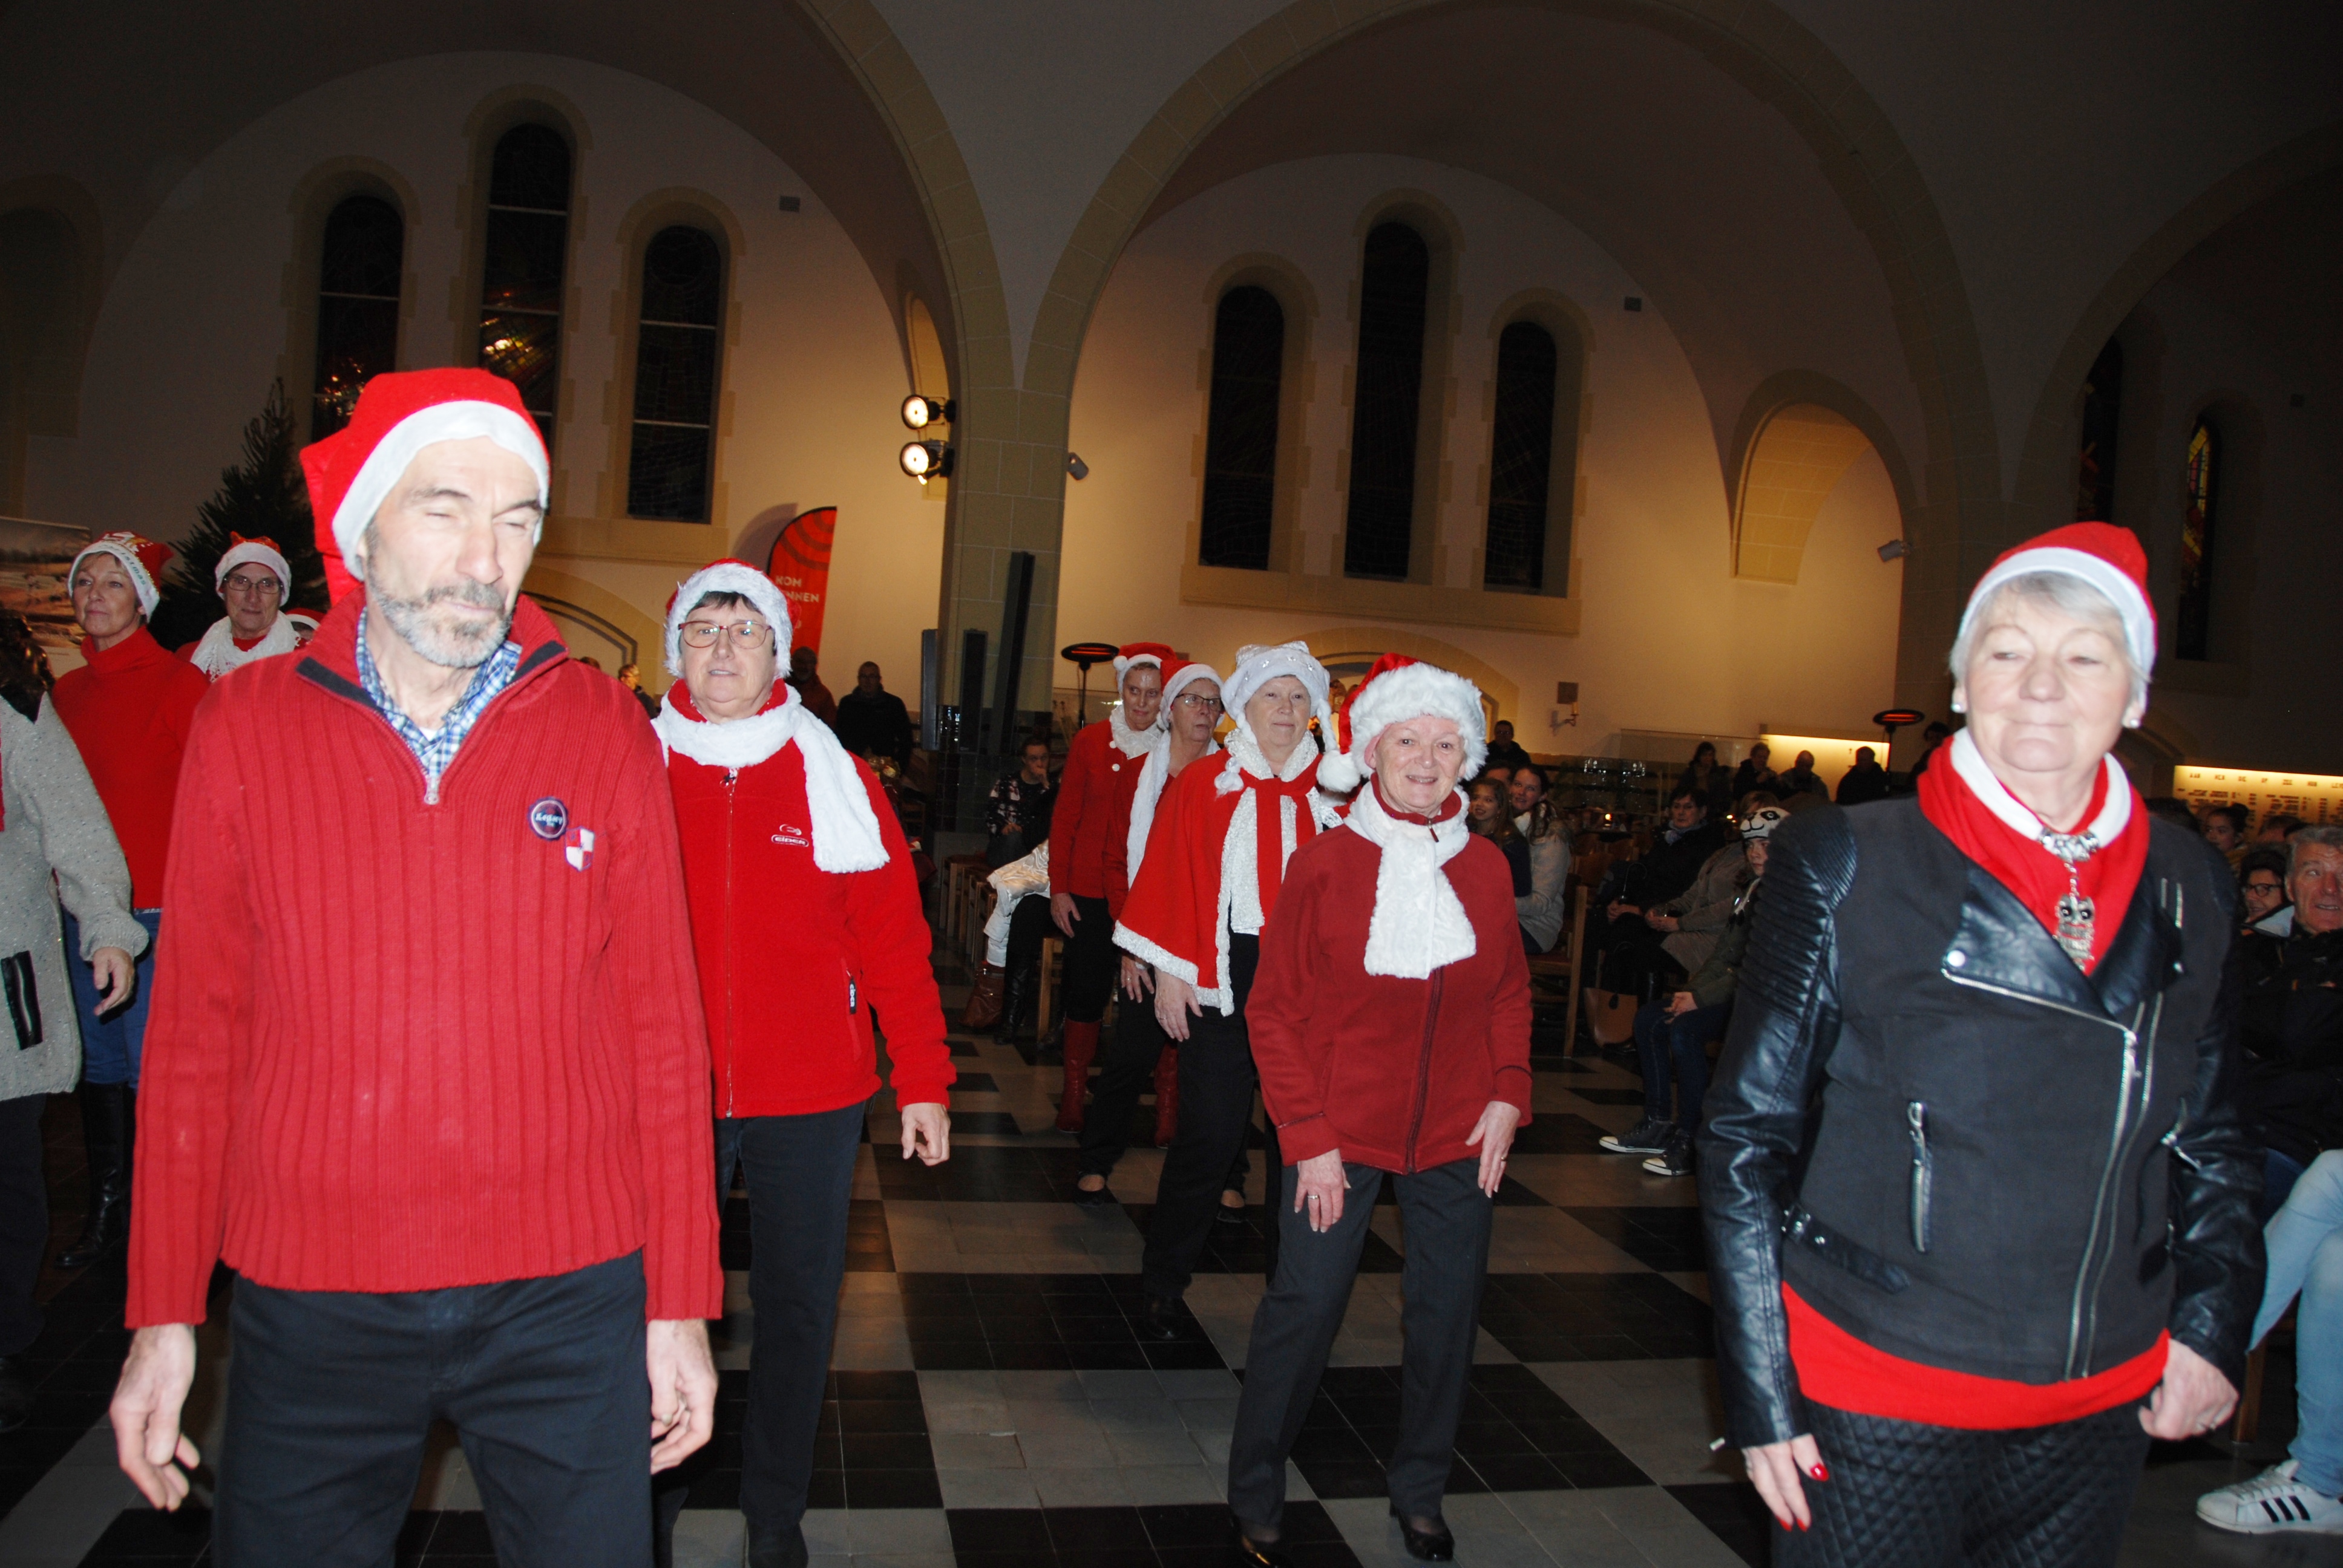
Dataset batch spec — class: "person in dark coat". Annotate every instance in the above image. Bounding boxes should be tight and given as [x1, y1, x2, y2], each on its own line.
[2232, 826, 2343, 1213]
[833, 661, 914, 764]
[1731, 742, 1777, 802]
[1674, 740, 1734, 820]
[1833, 745, 1890, 805]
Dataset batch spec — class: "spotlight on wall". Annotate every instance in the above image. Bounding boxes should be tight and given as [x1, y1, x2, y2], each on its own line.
[900, 440, 954, 484]
[1876, 538, 1908, 563]
[900, 394, 955, 430]
[1066, 452, 1089, 481]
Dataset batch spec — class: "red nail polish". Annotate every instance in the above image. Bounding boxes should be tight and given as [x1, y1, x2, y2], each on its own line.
[1798, 1519, 1810, 1531]
[1779, 1519, 1790, 1531]
[1810, 1462, 1830, 1481]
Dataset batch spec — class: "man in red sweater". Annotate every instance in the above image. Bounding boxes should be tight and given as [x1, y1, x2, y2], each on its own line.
[1046, 641, 1169, 1131]
[51, 531, 211, 1270]
[107, 370, 723, 1567]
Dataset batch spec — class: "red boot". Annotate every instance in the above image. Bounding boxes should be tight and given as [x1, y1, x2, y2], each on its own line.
[1152, 1047, 1181, 1146]
[1057, 1019, 1099, 1132]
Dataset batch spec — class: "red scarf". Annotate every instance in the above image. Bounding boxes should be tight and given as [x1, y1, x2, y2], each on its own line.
[1916, 736, 2146, 973]
[1251, 768, 1323, 918]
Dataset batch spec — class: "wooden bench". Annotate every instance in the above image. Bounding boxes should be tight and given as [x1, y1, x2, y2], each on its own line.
[1525, 886, 1590, 1053]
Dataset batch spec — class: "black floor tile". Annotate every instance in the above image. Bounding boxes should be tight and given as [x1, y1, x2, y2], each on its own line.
[1666, 1481, 1772, 1567]
[1530, 1054, 1594, 1073]
[1566, 1086, 1649, 1106]
[1561, 1205, 1712, 1272]
[76, 1505, 213, 1563]
[1119, 1204, 1406, 1275]
[944, 1503, 1360, 1567]
[902, 1273, 1227, 1372]
[953, 1073, 1001, 1093]
[1478, 1272, 1714, 1361]
[1507, 1112, 1621, 1153]
[876, 1143, 1092, 1201]
[947, 1111, 1025, 1135]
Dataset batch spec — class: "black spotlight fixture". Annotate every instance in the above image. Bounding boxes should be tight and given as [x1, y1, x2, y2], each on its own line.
[900, 393, 955, 430]
[900, 440, 954, 484]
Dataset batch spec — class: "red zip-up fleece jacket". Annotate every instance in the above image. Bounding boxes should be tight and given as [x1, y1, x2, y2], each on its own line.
[1047, 719, 1147, 900]
[663, 706, 953, 1118]
[1247, 823, 1535, 1171]
[126, 593, 723, 1327]
[53, 627, 210, 908]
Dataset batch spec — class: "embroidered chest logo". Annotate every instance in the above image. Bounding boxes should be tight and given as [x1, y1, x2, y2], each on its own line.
[528, 797, 568, 840]
[564, 827, 596, 871]
[771, 822, 810, 848]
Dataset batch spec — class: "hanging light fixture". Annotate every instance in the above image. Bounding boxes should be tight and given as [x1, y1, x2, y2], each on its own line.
[900, 440, 954, 484]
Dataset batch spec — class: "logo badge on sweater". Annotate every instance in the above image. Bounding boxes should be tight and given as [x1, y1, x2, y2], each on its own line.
[564, 827, 596, 871]
[771, 822, 810, 849]
[528, 797, 568, 840]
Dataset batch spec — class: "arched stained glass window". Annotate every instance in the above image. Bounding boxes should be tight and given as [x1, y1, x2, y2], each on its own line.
[312, 195, 402, 439]
[2177, 417, 2219, 661]
[1484, 320, 1558, 590]
[2076, 338, 2122, 523]
[477, 124, 571, 451]
[1198, 285, 1283, 570]
[627, 226, 725, 522]
[1343, 222, 1430, 581]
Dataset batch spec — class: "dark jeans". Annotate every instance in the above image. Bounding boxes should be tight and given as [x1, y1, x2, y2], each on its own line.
[63, 909, 162, 1086]
[1142, 935, 1268, 1298]
[1079, 981, 1165, 1177]
[1227, 1158, 1493, 1529]
[1061, 892, 1116, 1024]
[0, 1093, 45, 1356]
[1631, 999, 1729, 1128]
[216, 1252, 650, 1568]
[717, 1100, 866, 1530]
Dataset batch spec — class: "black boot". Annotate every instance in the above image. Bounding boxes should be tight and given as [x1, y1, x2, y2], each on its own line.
[742, 1519, 809, 1568]
[995, 963, 1035, 1044]
[57, 1083, 129, 1269]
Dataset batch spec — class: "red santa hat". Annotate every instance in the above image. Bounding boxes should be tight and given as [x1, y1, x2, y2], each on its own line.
[663, 559, 791, 678]
[214, 533, 291, 595]
[299, 368, 549, 603]
[1957, 521, 2156, 679]
[1316, 652, 1489, 795]
[1113, 641, 1175, 681]
[1158, 657, 1221, 705]
[70, 531, 173, 618]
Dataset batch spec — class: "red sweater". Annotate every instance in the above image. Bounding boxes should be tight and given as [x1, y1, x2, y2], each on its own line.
[1048, 718, 1150, 900]
[126, 593, 723, 1327]
[1247, 822, 1535, 1171]
[53, 627, 210, 907]
[663, 693, 953, 1118]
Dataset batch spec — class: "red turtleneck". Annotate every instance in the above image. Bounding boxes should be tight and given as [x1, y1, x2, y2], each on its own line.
[52, 626, 212, 906]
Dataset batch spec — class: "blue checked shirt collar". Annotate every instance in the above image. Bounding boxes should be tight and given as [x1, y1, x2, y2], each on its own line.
[355, 610, 521, 794]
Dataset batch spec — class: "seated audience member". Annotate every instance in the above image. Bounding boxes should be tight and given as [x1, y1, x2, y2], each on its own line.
[1774, 750, 1827, 799]
[1731, 743, 1777, 802]
[1676, 740, 1734, 820]
[2143, 795, 2202, 833]
[2235, 826, 2343, 1214]
[984, 736, 1055, 867]
[2240, 848, 2291, 932]
[1645, 797, 1766, 977]
[1512, 765, 1571, 956]
[834, 661, 914, 765]
[2204, 802, 2251, 865]
[1483, 717, 1533, 774]
[1590, 786, 1731, 997]
[2259, 812, 2307, 848]
[1467, 777, 1532, 903]
[1903, 719, 1953, 782]
[1834, 745, 1891, 805]
[983, 847, 1057, 1043]
[1602, 806, 1784, 1175]
[2197, 1150, 2343, 1535]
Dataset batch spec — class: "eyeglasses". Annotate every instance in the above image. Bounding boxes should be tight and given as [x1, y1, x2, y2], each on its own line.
[679, 619, 772, 649]
[222, 573, 283, 596]
[1173, 694, 1223, 712]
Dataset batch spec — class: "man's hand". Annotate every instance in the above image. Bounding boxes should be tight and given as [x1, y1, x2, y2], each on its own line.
[1119, 956, 1154, 1001]
[1153, 972, 1202, 1042]
[1664, 990, 1697, 1019]
[1464, 1101, 1522, 1195]
[111, 1324, 199, 1509]
[900, 1102, 951, 1166]
[1293, 1151, 1349, 1232]
[646, 1319, 716, 1472]
[1607, 900, 1640, 922]
[1643, 910, 1680, 932]
[1050, 892, 1080, 937]
[1742, 1434, 1827, 1531]
[2140, 1341, 2238, 1440]
[90, 946, 135, 1013]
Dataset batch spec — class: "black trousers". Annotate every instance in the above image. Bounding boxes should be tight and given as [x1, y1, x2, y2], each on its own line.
[216, 1251, 650, 1568]
[1061, 892, 1116, 1024]
[0, 1093, 45, 1356]
[1226, 1158, 1492, 1530]
[1778, 1400, 2149, 1568]
[1078, 979, 1165, 1177]
[717, 1100, 866, 1530]
[1141, 936, 1271, 1298]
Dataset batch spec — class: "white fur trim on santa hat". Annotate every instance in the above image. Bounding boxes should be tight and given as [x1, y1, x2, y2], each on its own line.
[214, 539, 291, 594]
[652, 684, 888, 874]
[664, 561, 793, 679]
[1215, 642, 1333, 796]
[69, 539, 161, 618]
[333, 400, 549, 582]
[1112, 647, 1168, 680]
[1959, 544, 2155, 681]
[1317, 662, 1488, 795]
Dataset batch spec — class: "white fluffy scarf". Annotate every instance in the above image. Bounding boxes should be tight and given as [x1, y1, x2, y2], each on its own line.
[1107, 701, 1156, 759]
[1343, 782, 1478, 979]
[1125, 734, 1219, 886]
[652, 684, 890, 874]
[186, 613, 303, 679]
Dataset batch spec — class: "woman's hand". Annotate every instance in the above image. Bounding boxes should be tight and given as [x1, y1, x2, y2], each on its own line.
[900, 1103, 951, 1166]
[1643, 910, 1680, 932]
[2140, 1341, 2238, 1440]
[1153, 972, 1201, 1041]
[1120, 956, 1153, 1001]
[1464, 1101, 1522, 1195]
[1050, 892, 1081, 938]
[90, 947, 135, 1013]
[1663, 990, 1697, 1019]
[1293, 1151, 1348, 1232]
[1742, 1434, 1827, 1532]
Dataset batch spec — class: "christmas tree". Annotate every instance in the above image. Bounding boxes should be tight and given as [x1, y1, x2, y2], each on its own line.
[149, 382, 329, 650]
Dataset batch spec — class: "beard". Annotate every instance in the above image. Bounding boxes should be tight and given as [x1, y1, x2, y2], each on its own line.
[371, 576, 512, 668]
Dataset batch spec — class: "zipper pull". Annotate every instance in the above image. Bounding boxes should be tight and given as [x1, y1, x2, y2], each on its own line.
[1907, 1101, 1932, 1255]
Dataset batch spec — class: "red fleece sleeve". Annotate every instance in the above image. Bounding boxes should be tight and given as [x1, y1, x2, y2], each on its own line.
[1486, 898, 1536, 1120]
[1047, 730, 1092, 897]
[605, 728, 725, 1321]
[850, 762, 955, 1108]
[125, 706, 249, 1327]
[1246, 859, 1339, 1165]
[1102, 773, 1136, 922]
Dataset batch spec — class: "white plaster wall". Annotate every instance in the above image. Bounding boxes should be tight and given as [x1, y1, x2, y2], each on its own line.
[21, 53, 941, 698]
[1060, 155, 1905, 750]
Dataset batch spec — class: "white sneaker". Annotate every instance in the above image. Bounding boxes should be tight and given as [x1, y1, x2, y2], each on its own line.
[2197, 1460, 2343, 1534]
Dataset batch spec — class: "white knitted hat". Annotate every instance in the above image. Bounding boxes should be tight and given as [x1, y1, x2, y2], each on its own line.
[1316, 654, 1488, 795]
[664, 559, 792, 678]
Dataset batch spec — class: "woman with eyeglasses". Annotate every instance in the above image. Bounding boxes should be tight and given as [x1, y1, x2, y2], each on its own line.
[649, 561, 954, 1568]
[178, 535, 314, 681]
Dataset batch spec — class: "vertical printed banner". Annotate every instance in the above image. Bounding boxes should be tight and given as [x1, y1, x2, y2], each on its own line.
[766, 506, 836, 656]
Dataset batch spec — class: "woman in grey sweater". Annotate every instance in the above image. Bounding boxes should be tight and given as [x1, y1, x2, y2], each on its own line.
[0, 611, 145, 1431]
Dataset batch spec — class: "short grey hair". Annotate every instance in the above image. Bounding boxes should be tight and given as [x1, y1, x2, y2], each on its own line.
[2288, 825, 2343, 878]
[1949, 570, 2148, 713]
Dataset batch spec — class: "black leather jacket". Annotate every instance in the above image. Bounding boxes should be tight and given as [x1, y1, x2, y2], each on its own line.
[1697, 800, 2264, 1447]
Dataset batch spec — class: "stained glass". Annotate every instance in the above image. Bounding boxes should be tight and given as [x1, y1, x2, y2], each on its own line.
[478, 125, 571, 449]
[627, 227, 722, 521]
[2177, 419, 2217, 661]
[1343, 223, 1429, 581]
[1484, 321, 1558, 591]
[311, 195, 403, 438]
[1198, 286, 1283, 570]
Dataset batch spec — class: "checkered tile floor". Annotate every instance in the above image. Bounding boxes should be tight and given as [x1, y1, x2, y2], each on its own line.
[0, 938, 2307, 1566]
